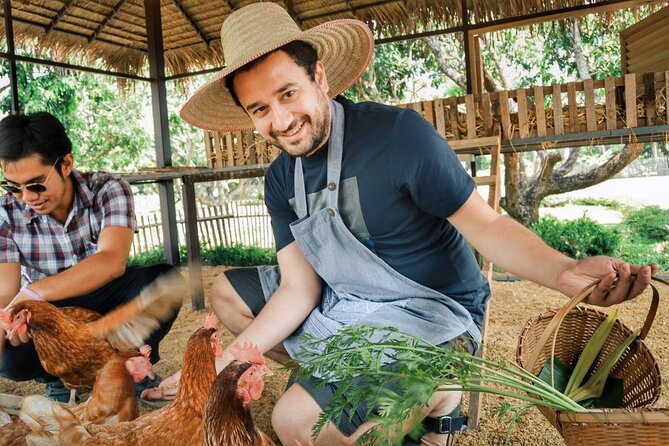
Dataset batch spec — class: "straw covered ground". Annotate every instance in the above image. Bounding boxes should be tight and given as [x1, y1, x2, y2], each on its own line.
[2, 265, 668, 446]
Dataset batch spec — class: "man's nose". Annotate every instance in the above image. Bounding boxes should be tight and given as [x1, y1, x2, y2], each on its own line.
[270, 106, 293, 132]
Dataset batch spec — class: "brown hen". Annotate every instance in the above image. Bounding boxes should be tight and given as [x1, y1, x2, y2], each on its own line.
[203, 341, 275, 446]
[19, 316, 223, 446]
[3, 347, 153, 446]
[2, 271, 184, 394]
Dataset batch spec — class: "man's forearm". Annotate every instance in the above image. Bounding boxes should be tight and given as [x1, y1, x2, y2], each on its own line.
[26, 251, 127, 302]
[470, 213, 576, 290]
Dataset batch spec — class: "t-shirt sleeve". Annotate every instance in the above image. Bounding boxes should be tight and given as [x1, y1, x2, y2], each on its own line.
[264, 162, 297, 251]
[96, 177, 136, 231]
[392, 109, 475, 218]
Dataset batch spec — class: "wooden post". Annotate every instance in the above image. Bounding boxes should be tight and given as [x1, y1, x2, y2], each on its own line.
[517, 89, 529, 138]
[604, 77, 617, 130]
[567, 82, 578, 133]
[434, 99, 446, 138]
[534, 86, 547, 137]
[552, 84, 564, 135]
[465, 94, 477, 138]
[182, 178, 204, 310]
[499, 90, 511, 139]
[584, 79, 597, 131]
[481, 93, 493, 136]
[624, 73, 638, 128]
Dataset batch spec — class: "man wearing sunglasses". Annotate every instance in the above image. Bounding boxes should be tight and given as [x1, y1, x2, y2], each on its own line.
[0, 111, 182, 403]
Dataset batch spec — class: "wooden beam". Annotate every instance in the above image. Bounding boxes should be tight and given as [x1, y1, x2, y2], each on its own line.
[182, 178, 204, 310]
[376, 0, 659, 46]
[89, 0, 129, 43]
[145, 0, 179, 266]
[285, 0, 302, 26]
[171, 0, 208, 46]
[44, 0, 76, 36]
[3, 0, 19, 114]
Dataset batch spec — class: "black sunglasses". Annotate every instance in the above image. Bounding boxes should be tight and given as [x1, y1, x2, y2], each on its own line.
[1, 158, 60, 194]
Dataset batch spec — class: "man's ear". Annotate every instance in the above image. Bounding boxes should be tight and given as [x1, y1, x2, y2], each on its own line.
[60, 154, 75, 177]
[315, 61, 329, 94]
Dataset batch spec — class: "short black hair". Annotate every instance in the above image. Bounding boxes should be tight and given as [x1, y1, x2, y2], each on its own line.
[225, 40, 319, 108]
[0, 112, 71, 169]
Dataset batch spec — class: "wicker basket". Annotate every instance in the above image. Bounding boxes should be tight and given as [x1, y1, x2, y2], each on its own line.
[516, 277, 669, 445]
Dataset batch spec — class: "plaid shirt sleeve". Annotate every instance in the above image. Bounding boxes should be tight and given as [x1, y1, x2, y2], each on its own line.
[0, 214, 21, 263]
[96, 176, 137, 232]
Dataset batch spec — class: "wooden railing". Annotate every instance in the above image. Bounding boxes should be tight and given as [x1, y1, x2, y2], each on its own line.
[203, 71, 668, 167]
[131, 201, 273, 256]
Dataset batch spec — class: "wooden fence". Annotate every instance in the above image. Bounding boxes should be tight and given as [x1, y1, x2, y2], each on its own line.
[131, 200, 273, 255]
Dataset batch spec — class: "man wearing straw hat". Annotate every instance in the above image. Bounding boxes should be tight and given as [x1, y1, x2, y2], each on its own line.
[167, 3, 657, 444]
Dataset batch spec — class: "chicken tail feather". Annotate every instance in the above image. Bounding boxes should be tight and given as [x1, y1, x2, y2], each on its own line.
[89, 269, 186, 350]
[20, 395, 91, 446]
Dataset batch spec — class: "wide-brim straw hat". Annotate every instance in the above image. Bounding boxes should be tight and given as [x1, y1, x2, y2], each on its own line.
[180, 2, 374, 132]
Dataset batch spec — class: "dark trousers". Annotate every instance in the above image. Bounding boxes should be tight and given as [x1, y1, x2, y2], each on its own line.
[0, 263, 182, 383]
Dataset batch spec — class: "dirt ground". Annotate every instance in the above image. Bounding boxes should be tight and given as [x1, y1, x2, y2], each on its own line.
[2, 265, 669, 446]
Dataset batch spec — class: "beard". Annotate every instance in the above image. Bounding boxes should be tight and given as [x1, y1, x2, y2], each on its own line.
[269, 93, 331, 157]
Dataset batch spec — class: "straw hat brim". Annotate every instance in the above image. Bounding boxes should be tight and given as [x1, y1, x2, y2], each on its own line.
[180, 19, 374, 132]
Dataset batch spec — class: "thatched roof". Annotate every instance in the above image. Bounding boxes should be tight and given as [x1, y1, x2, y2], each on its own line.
[0, 0, 656, 77]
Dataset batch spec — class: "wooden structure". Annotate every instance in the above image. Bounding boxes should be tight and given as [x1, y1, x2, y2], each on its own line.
[621, 7, 669, 74]
[449, 133, 502, 430]
[204, 70, 669, 168]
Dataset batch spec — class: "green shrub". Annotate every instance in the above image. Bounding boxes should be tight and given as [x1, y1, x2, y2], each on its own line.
[623, 206, 669, 243]
[531, 216, 621, 259]
[128, 244, 276, 267]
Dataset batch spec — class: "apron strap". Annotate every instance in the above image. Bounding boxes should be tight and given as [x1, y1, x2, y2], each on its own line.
[293, 99, 346, 218]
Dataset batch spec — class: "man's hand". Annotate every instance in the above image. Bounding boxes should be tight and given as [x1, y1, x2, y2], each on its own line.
[555, 256, 658, 306]
[2, 290, 32, 346]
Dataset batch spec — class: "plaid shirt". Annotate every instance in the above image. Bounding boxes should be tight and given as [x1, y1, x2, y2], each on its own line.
[0, 170, 136, 283]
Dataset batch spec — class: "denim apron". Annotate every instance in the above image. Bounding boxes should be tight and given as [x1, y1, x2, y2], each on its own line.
[260, 100, 481, 363]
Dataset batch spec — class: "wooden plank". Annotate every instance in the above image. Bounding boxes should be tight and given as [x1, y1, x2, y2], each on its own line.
[481, 93, 493, 136]
[552, 84, 564, 135]
[627, 53, 669, 74]
[213, 132, 224, 168]
[245, 131, 256, 165]
[224, 132, 234, 167]
[604, 77, 617, 130]
[584, 79, 597, 131]
[448, 100, 460, 139]
[624, 73, 638, 128]
[567, 82, 579, 133]
[203, 131, 214, 168]
[499, 90, 511, 139]
[434, 98, 446, 138]
[465, 94, 477, 138]
[410, 102, 422, 115]
[423, 100, 434, 126]
[666, 71, 669, 124]
[517, 89, 529, 138]
[534, 86, 547, 137]
[234, 131, 244, 166]
[449, 136, 501, 150]
[644, 72, 656, 126]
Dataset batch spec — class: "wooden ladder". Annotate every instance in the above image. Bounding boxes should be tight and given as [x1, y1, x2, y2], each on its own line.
[447, 132, 502, 430]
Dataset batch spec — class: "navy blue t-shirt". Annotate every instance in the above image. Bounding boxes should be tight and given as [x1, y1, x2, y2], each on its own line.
[264, 96, 489, 325]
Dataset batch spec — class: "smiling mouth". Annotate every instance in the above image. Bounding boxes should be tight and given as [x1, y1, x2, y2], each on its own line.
[279, 121, 305, 138]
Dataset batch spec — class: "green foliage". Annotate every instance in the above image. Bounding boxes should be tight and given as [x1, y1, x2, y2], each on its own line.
[531, 216, 621, 259]
[202, 244, 277, 266]
[623, 206, 669, 243]
[128, 243, 277, 267]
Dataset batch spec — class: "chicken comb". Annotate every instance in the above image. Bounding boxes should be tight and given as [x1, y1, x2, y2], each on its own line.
[229, 341, 265, 365]
[139, 344, 152, 360]
[203, 313, 218, 330]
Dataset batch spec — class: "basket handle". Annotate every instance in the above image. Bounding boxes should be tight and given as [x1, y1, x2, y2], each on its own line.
[525, 276, 665, 374]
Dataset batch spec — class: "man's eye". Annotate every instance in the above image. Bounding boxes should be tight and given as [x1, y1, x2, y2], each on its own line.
[253, 106, 267, 115]
[284, 90, 295, 99]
